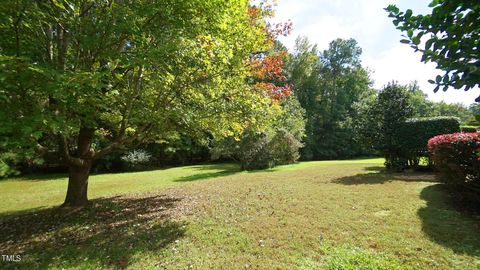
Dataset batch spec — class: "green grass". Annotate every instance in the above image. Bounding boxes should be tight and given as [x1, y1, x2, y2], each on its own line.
[1, 158, 480, 269]
[0, 163, 240, 214]
[320, 243, 407, 270]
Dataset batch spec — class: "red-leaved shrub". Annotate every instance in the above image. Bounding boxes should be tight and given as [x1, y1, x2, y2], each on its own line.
[428, 132, 480, 188]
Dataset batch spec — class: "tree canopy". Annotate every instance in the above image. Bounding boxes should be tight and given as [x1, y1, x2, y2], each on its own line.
[288, 37, 372, 159]
[0, 0, 285, 206]
[386, 1, 480, 100]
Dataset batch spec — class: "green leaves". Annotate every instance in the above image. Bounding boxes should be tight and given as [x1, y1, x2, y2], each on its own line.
[289, 37, 373, 159]
[50, 0, 68, 11]
[0, 0, 278, 168]
[385, 5, 400, 15]
[412, 31, 423, 46]
[386, 1, 480, 101]
[405, 9, 413, 19]
[428, 0, 440, 8]
[425, 39, 434, 51]
[407, 29, 414, 38]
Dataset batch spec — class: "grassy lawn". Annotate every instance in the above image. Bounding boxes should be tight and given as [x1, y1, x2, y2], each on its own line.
[1, 158, 479, 269]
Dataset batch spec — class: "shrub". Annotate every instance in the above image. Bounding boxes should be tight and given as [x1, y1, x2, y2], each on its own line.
[236, 132, 274, 170]
[211, 95, 305, 171]
[399, 116, 460, 169]
[370, 82, 414, 170]
[268, 128, 303, 165]
[428, 132, 480, 189]
[236, 129, 303, 170]
[0, 152, 21, 178]
[93, 154, 123, 173]
[0, 158, 18, 178]
[120, 150, 153, 171]
[461, 126, 478, 133]
[213, 128, 303, 171]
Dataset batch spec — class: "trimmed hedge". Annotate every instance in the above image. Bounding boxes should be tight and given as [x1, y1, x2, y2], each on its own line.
[397, 116, 460, 169]
[428, 133, 480, 191]
[461, 126, 478, 133]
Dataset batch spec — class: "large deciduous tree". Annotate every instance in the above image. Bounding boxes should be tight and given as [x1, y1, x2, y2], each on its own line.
[386, 1, 480, 100]
[288, 37, 372, 159]
[0, 0, 282, 207]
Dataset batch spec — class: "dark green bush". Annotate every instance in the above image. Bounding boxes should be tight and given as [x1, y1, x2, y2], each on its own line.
[0, 152, 20, 178]
[211, 95, 305, 170]
[398, 116, 460, 169]
[233, 129, 302, 170]
[461, 126, 478, 133]
[371, 82, 414, 170]
[269, 128, 303, 165]
[212, 128, 303, 171]
[236, 132, 273, 170]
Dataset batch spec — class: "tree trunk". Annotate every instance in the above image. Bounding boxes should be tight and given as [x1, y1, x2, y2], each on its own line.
[63, 161, 92, 207]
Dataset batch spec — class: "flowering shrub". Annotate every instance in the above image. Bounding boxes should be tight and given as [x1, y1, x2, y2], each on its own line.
[428, 132, 480, 188]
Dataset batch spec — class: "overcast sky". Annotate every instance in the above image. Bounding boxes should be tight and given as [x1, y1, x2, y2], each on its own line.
[271, 0, 478, 105]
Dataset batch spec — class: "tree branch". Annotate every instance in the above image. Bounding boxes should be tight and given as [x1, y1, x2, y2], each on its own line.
[92, 124, 153, 160]
[58, 134, 82, 167]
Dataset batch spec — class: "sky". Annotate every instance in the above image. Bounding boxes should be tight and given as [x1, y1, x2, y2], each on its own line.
[270, 0, 478, 105]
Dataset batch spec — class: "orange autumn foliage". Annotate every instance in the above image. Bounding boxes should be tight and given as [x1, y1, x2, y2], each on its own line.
[248, 1, 293, 101]
[251, 51, 292, 100]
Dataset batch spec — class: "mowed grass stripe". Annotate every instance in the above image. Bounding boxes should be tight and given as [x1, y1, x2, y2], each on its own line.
[0, 159, 383, 214]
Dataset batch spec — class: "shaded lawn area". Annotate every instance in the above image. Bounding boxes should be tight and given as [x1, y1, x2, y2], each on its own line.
[1, 158, 480, 269]
[0, 194, 189, 269]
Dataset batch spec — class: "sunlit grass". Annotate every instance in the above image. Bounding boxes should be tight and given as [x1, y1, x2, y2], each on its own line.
[0, 158, 382, 213]
[0, 163, 239, 213]
[1, 158, 479, 269]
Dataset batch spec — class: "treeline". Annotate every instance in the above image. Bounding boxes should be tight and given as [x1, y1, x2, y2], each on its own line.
[1, 36, 478, 176]
[287, 37, 477, 160]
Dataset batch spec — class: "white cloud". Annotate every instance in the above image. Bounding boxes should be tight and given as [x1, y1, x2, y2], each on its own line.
[272, 0, 478, 105]
[363, 45, 435, 92]
[363, 45, 479, 104]
[273, 0, 393, 51]
[293, 16, 354, 49]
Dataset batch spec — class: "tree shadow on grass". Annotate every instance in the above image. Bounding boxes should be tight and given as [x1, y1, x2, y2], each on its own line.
[418, 184, 480, 256]
[174, 163, 241, 182]
[333, 171, 437, 185]
[186, 163, 239, 172]
[0, 194, 188, 269]
[364, 166, 386, 172]
[174, 170, 239, 182]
